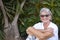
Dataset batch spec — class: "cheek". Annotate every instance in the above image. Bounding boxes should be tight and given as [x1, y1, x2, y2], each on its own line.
[40, 17, 44, 21]
[45, 17, 50, 20]
[48, 16, 51, 20]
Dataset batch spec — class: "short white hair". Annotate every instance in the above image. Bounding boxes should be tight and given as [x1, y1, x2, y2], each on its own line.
[40, 8, 52, 15]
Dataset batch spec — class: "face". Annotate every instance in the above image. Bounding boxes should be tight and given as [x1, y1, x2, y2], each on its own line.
[40, 12, 51, 23]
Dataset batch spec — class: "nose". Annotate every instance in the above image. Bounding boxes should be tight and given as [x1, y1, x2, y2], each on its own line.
[43, 16, 47, 19]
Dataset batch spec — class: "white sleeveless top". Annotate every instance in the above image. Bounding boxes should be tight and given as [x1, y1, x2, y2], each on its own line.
[26, 22, 58, 40]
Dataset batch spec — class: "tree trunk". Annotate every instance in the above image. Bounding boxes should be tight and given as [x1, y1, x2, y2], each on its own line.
[0, 0, 26, 40]
[0, 1, 20, 40]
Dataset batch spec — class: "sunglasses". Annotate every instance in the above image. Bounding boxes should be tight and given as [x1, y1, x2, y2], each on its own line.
[40, 14, 50, 17]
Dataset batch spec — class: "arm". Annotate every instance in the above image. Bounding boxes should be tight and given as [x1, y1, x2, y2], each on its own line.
[42, 27, 54, 39]
[26, 27, 45, 40]
[26, 27, 54, 39]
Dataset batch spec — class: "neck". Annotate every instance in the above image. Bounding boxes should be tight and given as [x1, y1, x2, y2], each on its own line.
[43, 21, 50, 25]
[43, 21, 50, 29]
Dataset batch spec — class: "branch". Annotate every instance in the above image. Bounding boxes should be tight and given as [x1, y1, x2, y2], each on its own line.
[12, 0, 26, 25]
[0, 0, 9, 28]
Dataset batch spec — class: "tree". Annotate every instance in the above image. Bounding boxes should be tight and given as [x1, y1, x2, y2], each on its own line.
[0, 0, 60, 40]
[0, 0, 26, 40]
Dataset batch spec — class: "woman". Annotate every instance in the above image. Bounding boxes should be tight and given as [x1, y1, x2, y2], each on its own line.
[26, 8, 58, 40]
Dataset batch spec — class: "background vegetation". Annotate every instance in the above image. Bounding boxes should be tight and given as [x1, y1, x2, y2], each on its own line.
[0, 0, 60, 40]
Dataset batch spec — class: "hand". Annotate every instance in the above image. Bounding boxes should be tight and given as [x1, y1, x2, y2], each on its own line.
[26, 27, 34, 35]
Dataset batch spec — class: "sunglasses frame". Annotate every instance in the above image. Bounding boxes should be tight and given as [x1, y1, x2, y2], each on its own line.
[40, 14, 50, 17]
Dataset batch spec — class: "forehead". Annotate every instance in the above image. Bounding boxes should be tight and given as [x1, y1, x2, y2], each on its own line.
[40, 11, 49, 15]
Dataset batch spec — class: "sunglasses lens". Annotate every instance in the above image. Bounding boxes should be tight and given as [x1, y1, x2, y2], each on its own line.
[40, 15, 44, 17]
[46, 15, 49, 17]
[40, 14, 50, 17]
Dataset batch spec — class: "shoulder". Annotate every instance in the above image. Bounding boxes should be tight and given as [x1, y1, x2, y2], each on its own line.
[33, 22, 42, 29]
[33, 22, 42, 27]
[51, 22, 58, 28]
[50, 22, 58, 30]
[34, 22, 42, 25]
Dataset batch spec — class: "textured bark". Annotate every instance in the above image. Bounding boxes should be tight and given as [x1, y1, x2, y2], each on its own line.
[0, 0, 26, 40]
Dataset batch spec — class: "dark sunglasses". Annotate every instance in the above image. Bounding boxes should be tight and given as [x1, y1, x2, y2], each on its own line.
[40, 14, 50, 17]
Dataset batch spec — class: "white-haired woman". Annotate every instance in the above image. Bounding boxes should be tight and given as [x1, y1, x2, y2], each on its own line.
[26, 8, 58, 40]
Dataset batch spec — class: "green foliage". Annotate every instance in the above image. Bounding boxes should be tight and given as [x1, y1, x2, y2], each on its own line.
[19, 0, 60, 37]
[0, 0, 60, 39]
[0, 30, 5, 40]
[0, 10, 4, 40]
